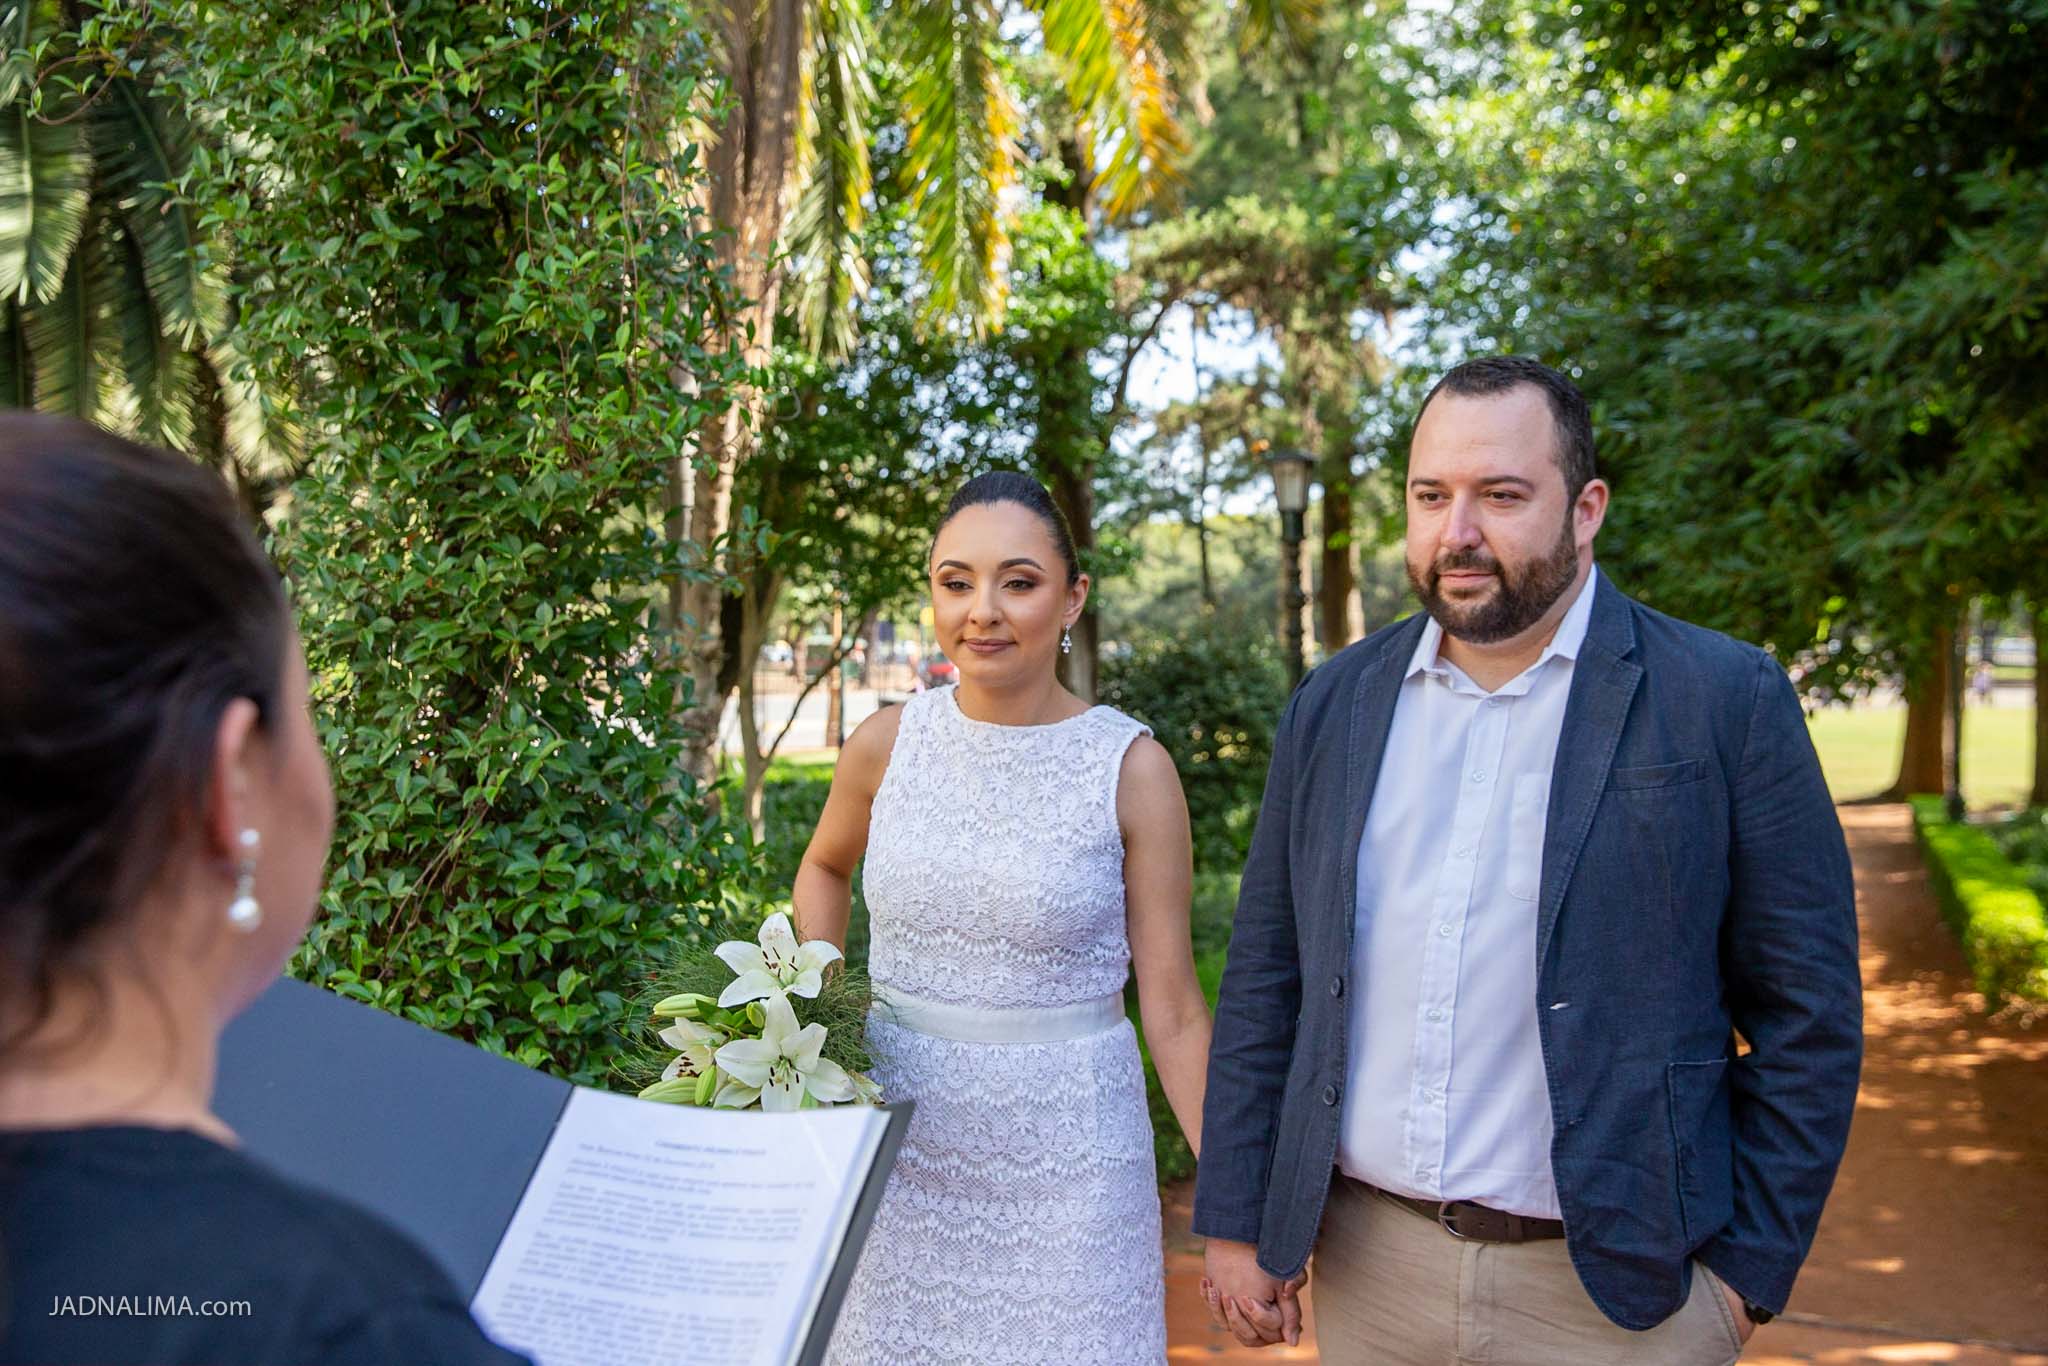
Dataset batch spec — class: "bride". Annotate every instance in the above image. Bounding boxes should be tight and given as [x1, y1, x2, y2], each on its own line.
[796, 471, 1212, 1364]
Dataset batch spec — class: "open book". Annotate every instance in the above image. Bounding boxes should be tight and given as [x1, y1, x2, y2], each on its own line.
[214, 977, 908, 1366]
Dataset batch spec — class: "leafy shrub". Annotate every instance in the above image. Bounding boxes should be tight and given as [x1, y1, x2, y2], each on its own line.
[1101, 617, 1288, 873]
[166, 0, 754, 1083]
[1989, 808, 2048, 903]
[1911, 798, 2048, 1010]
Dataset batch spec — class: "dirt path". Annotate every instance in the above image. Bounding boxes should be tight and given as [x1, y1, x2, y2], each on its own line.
[1163, 803, 2048, 1364]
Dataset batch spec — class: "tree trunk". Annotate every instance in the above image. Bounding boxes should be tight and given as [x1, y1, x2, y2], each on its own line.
[2032, 604, 2047, 808]
[1944, 609, 1967, 819]
[673, 0, 807, 793]
[1049, 458, 1099, 701]
[735, 570, 782, 842]
[1889, 625, 1953, 798]
[825, 600, 845, 749]
[1319, 465, 1357, 653]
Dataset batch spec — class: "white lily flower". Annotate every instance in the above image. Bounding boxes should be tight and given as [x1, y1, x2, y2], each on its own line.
[713, 993, 857, 1112]
[713, 911, 843, 1007]
[657, 1018, 726, 1081]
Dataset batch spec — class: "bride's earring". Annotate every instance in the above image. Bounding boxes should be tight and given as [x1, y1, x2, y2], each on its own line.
[226, 828, 262, 933]
[1060, 626, 1073, 656]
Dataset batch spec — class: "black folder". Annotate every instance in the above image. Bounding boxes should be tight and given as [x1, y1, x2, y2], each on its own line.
[215, 976, 908, 1366]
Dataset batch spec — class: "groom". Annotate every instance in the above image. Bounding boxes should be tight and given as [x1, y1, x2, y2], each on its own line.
[1196, 356, 1862, 1362]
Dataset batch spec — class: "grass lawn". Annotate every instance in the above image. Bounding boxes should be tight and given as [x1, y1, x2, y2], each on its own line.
[1806, 704, 2037, 809]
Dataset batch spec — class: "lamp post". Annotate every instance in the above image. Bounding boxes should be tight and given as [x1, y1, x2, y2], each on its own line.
[1266, 447, 1315, 690]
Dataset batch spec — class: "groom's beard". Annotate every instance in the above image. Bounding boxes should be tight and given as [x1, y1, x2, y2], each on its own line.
[1409, 519, 1580, 646]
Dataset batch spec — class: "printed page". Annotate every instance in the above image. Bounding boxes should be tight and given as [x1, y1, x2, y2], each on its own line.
[470, 1090, 888, 1366]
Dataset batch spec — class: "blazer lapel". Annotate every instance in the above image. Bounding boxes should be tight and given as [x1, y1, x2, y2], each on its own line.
[1537, 576, 1642, 968]
[1339, 613, 1430, 939]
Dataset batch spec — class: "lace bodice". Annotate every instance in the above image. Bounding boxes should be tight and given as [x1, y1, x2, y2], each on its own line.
[863, 685, 1152, 1009]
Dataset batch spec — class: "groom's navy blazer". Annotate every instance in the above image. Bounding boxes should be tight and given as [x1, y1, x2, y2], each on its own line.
[1192, 575, 1862, 1331]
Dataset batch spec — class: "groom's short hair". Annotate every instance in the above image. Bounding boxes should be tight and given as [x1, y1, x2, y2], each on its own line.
[1415, 356, 1598, 500]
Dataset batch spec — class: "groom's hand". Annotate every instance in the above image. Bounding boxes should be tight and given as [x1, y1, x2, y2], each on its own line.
[1202, 1239, 1303, 1348]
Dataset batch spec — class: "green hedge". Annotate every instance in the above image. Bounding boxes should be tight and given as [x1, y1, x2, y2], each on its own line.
[1908, 796, 2048, 1009]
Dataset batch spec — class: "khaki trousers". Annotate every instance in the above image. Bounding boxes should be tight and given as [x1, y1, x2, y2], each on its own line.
[1312, 1176, 1745, 1366]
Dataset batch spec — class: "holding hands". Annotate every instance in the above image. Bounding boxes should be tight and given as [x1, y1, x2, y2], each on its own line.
[1201, 1239, 1305, 1349]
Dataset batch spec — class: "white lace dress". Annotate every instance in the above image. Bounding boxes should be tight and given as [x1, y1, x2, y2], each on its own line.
[824, 685, 1167, 1366]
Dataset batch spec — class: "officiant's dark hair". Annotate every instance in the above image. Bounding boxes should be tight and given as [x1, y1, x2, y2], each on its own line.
[1415, 355, 1598, 500]
[0, 415, 288, 1061]
[934, 471, 1082, 586]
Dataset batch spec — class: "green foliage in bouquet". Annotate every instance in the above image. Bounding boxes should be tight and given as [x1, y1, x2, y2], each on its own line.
[620, 943, 878, 1090]
[155, 0, 756, 1084]
[624, 913, 881, 1110]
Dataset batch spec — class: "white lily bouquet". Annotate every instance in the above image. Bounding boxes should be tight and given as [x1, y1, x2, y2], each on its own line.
[632, 912, 883, 1112]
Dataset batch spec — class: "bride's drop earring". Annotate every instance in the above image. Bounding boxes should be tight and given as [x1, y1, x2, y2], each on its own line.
[1060, 626, 1073, 655]
[227, 828, 262, 933]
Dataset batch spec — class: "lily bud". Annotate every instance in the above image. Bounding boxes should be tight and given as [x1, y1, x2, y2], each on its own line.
[651, 992, 716, 1020]
[637, 1077, 699, 1105]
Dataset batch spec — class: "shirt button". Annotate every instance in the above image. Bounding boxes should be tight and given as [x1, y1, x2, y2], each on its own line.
[1330, 975, 1344, 998]
[1486, 697, 1504, 708]
[1427, 1008, 1445, 1022]
[1470, 770, 1487, 783]
[1323, 1084, 1341, 1106]
[1455, 846, 1474, 859]
[1416, 1168, 1434, 1182]
[1437, 923, 1454, 937]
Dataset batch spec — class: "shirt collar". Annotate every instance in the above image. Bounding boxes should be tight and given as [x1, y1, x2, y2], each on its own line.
[1405, 564, 1601, 685]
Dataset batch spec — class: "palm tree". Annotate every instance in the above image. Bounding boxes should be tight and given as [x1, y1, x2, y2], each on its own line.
[0, 1, 283, 502]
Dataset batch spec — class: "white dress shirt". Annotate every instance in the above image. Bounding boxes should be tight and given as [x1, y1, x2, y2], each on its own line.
[1335, 567, 1600, 1219]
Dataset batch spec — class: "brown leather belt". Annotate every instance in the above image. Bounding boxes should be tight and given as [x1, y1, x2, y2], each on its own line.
[1352, 1177, 1567, 1243]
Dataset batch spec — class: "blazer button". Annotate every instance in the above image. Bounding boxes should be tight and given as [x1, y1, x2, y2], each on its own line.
[1330, 975, 1344, 998]
[1322, 1084, 1340, 1107]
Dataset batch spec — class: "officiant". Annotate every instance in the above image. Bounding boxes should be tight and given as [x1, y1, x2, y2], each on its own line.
[0, 415, 530, 1366]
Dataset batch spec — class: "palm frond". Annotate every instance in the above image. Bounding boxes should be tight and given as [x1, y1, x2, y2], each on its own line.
[107, 211, 197, 448]
[0, 105, 92, 305]
[102, 75, 225, 343]
[206, 332, 298, 477]
[785, 0, 876, 360]
[899, 0, 1017, 327]
[1236, 0, 1322, 64]
[1037, 0, 1189, 218]
[24, 231, 98, 415]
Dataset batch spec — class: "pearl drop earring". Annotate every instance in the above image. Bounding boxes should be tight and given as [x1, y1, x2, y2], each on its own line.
[227, 828, 262, 933]
[1061, 626, 1073, 656]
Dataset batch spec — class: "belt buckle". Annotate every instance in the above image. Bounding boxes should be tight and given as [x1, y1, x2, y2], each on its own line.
[1436, 1201, 1473, 1240]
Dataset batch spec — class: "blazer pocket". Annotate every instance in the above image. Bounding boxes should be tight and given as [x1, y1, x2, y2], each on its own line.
[1611, 757, 1708, 790]
[1666, 1058, 1735, 1247]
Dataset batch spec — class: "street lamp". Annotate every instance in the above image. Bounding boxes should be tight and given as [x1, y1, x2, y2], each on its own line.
[1266, 447, 1315, 690]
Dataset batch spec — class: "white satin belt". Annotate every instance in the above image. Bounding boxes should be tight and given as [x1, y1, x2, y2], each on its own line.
[871, 986, 1126, 1044]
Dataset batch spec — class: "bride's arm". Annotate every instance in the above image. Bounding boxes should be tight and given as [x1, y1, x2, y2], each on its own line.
[792, 704, 901, 951]
[1121, 736, 1210, 1157]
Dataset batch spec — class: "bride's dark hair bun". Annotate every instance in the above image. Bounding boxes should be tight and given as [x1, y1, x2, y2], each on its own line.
[936, 471, 1081, 586]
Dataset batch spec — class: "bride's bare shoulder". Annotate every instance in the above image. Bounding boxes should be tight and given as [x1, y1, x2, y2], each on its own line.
[837, 700, 907, 795]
